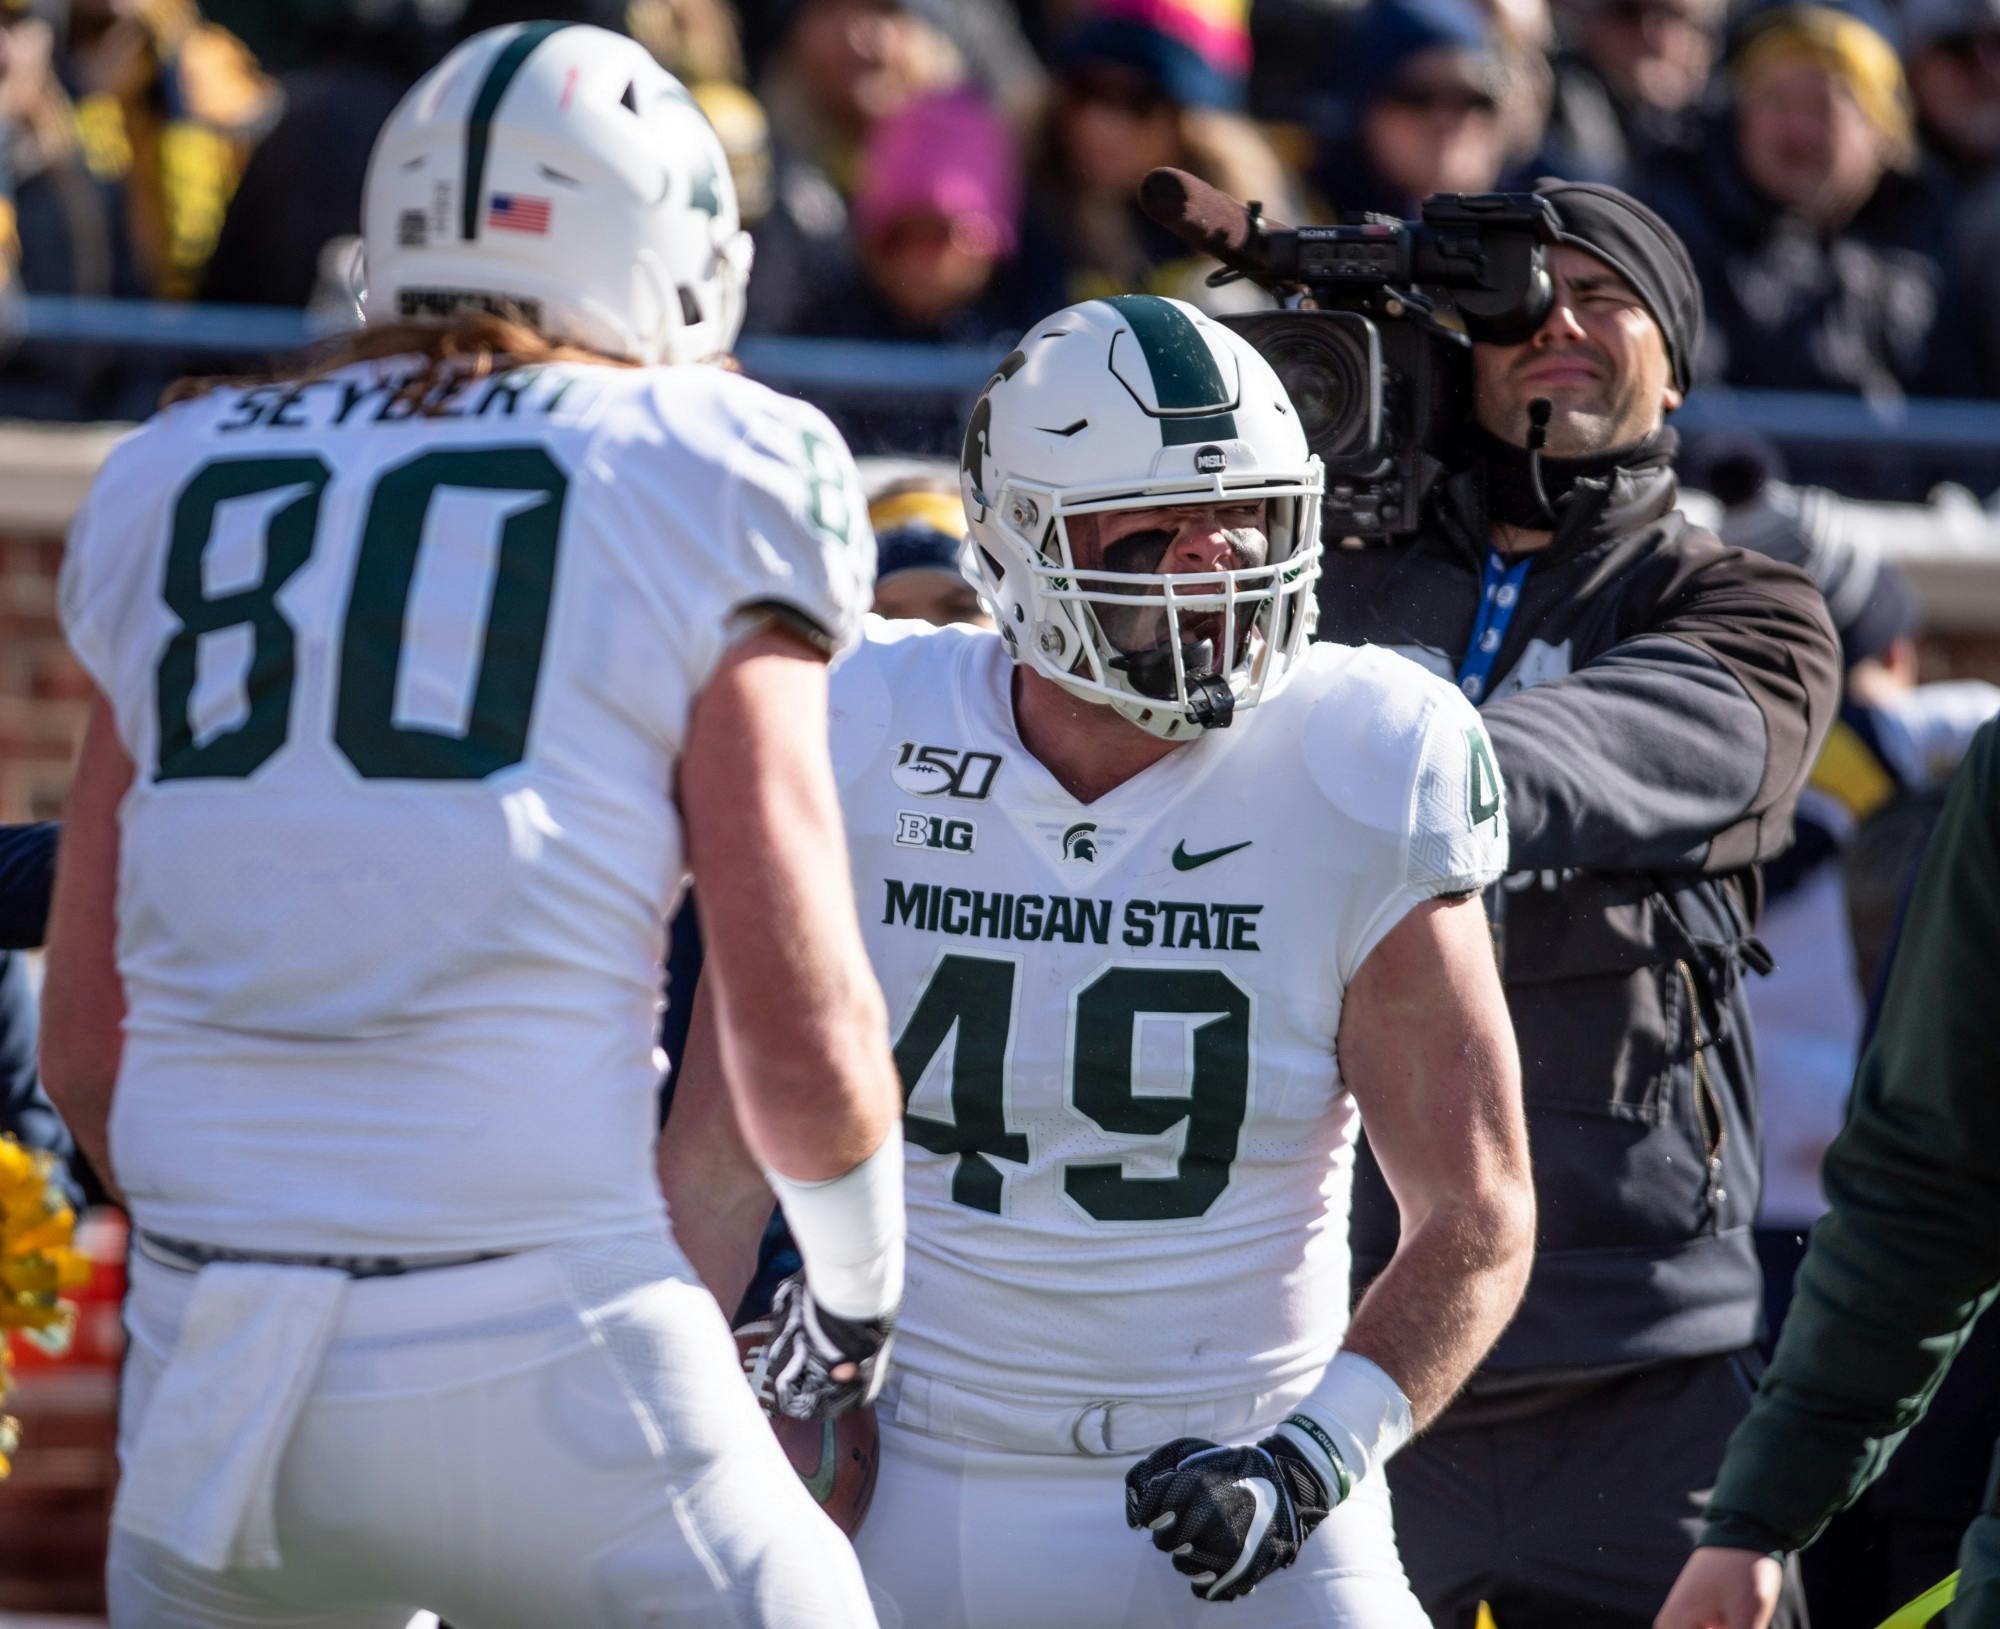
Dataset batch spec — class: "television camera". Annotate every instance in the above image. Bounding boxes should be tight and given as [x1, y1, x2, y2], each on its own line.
[1139, 168, 1562, 538]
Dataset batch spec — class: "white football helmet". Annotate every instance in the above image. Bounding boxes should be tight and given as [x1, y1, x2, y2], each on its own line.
[360, 22, 752, 365]
[962, 296, 1324, 740]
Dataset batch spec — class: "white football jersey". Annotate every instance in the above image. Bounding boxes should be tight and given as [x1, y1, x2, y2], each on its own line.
[828, 622, 1507, 1407]
[60, 357, 871, 1255]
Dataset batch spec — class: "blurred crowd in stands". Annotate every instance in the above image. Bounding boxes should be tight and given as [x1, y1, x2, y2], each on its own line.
[3, 7, 2000, 1622]
[5, 0, 2000, 449]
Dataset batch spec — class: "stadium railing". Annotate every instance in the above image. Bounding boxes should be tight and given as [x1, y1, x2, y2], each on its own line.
[12, 294, 2000, 462]
[6, 295, 2000, 629]
[6, 295, 991, 398]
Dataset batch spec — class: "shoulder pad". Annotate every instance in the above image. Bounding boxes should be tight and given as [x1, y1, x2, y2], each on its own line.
[1299, 644, 1455, 836]
[828, 620, 983, 788]
[828, 630, 895, 789]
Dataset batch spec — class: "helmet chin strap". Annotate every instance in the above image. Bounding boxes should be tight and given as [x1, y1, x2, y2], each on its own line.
[1185, 674, 1236, 729]
[1108, 639, 1237, 730]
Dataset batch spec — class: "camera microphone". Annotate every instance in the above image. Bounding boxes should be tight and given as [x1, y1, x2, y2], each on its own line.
[1138, 167, 1290, 286]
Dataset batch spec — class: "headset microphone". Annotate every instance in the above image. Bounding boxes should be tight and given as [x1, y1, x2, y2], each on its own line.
[1525, 397, 1559, 529]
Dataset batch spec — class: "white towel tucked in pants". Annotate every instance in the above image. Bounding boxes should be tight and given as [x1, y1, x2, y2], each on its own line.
[111, 1232, 879, 1629]
[113, 1261, 348, 1572]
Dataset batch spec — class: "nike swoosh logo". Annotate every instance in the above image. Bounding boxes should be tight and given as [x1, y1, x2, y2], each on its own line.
[1172, 839, 1252, 872]
[1209, 1477, 1279, 1598]
[801, 1418, 840, 1503]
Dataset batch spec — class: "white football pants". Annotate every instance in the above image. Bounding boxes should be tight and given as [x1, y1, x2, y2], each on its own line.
[855, 1412, 1432, 1628]
[110, 1233, 877, 1629]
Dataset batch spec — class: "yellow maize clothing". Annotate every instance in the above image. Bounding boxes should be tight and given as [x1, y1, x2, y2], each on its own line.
[73, 0, 275, 299]
[1732, 5, 1913, 166]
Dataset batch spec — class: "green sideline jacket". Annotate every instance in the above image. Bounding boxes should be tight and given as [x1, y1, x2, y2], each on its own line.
[1700, 719, 2000, 1622]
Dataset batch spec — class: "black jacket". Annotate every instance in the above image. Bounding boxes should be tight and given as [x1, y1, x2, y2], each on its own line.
[1538, 53, 1711, 193]
[1319, 437, 1841, 1378]
[1637, 121, 1975, 400]
[0, 824, 76, 1203]
[0, 821, 58, 952]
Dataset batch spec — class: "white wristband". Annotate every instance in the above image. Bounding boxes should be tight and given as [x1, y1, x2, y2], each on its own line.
[762, 1124, 905, 1322]
[1274, 1351, 1414, 1503]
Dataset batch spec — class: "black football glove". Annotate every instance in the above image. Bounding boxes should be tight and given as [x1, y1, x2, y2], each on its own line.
[763, 1270, 895, 1422]
[1124, 1433, 1335, 1602]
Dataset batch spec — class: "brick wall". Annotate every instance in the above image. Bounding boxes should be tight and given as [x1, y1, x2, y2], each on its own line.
[0, 423, 121, 823]
[0, 530, 91, 822]
[1920, 631, 2000, 685]
[2, 532, 2000, 826]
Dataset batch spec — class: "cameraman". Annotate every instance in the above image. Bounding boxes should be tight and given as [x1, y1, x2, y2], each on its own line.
[1323, 181, 1841, 1628]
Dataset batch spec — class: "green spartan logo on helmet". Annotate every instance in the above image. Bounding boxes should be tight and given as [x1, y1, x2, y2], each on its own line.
[961, 348, 1027, 514]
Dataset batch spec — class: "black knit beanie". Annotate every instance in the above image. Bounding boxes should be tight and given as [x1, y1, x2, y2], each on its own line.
[1532, 178, 1703, 398]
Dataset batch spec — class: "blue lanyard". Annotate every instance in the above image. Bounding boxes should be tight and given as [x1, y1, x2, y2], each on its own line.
[1456, 552, 1532, 704]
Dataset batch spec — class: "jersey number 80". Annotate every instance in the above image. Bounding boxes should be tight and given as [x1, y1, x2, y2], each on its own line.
[154, 446, 566, 783]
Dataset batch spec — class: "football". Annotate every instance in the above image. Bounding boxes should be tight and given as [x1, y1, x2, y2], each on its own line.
[890, 753, 955, 796]
[734, 1320, 879, 1537]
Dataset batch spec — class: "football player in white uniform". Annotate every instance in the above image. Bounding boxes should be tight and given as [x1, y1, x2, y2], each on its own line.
[663, 295, 1536, 1626]
[40, 23, 900, 1629]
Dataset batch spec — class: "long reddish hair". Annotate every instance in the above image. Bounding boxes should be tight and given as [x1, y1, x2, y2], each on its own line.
[160, 314, 658, 414]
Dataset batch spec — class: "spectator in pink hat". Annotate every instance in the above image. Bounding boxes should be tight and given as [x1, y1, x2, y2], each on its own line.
[787, 89, 1063, 453]
[1028, 0, 1298, 308]
[851, 88, 1027, 333]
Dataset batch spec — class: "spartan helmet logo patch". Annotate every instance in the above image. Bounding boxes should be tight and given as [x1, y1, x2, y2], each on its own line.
[1061, 821, 1099, 864]
[687, 147, 723, 217]
[960, 348, 1028, 515]
[1194, 445, 1227, 473]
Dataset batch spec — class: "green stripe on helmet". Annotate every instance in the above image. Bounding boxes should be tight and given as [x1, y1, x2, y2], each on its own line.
[461, 22, 570, 241]
[1099, 294, 1240, 446]
[1158, 410, 1239, 446]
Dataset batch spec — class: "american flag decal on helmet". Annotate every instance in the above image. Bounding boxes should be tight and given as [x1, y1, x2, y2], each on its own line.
[487, 193, 552, 234]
